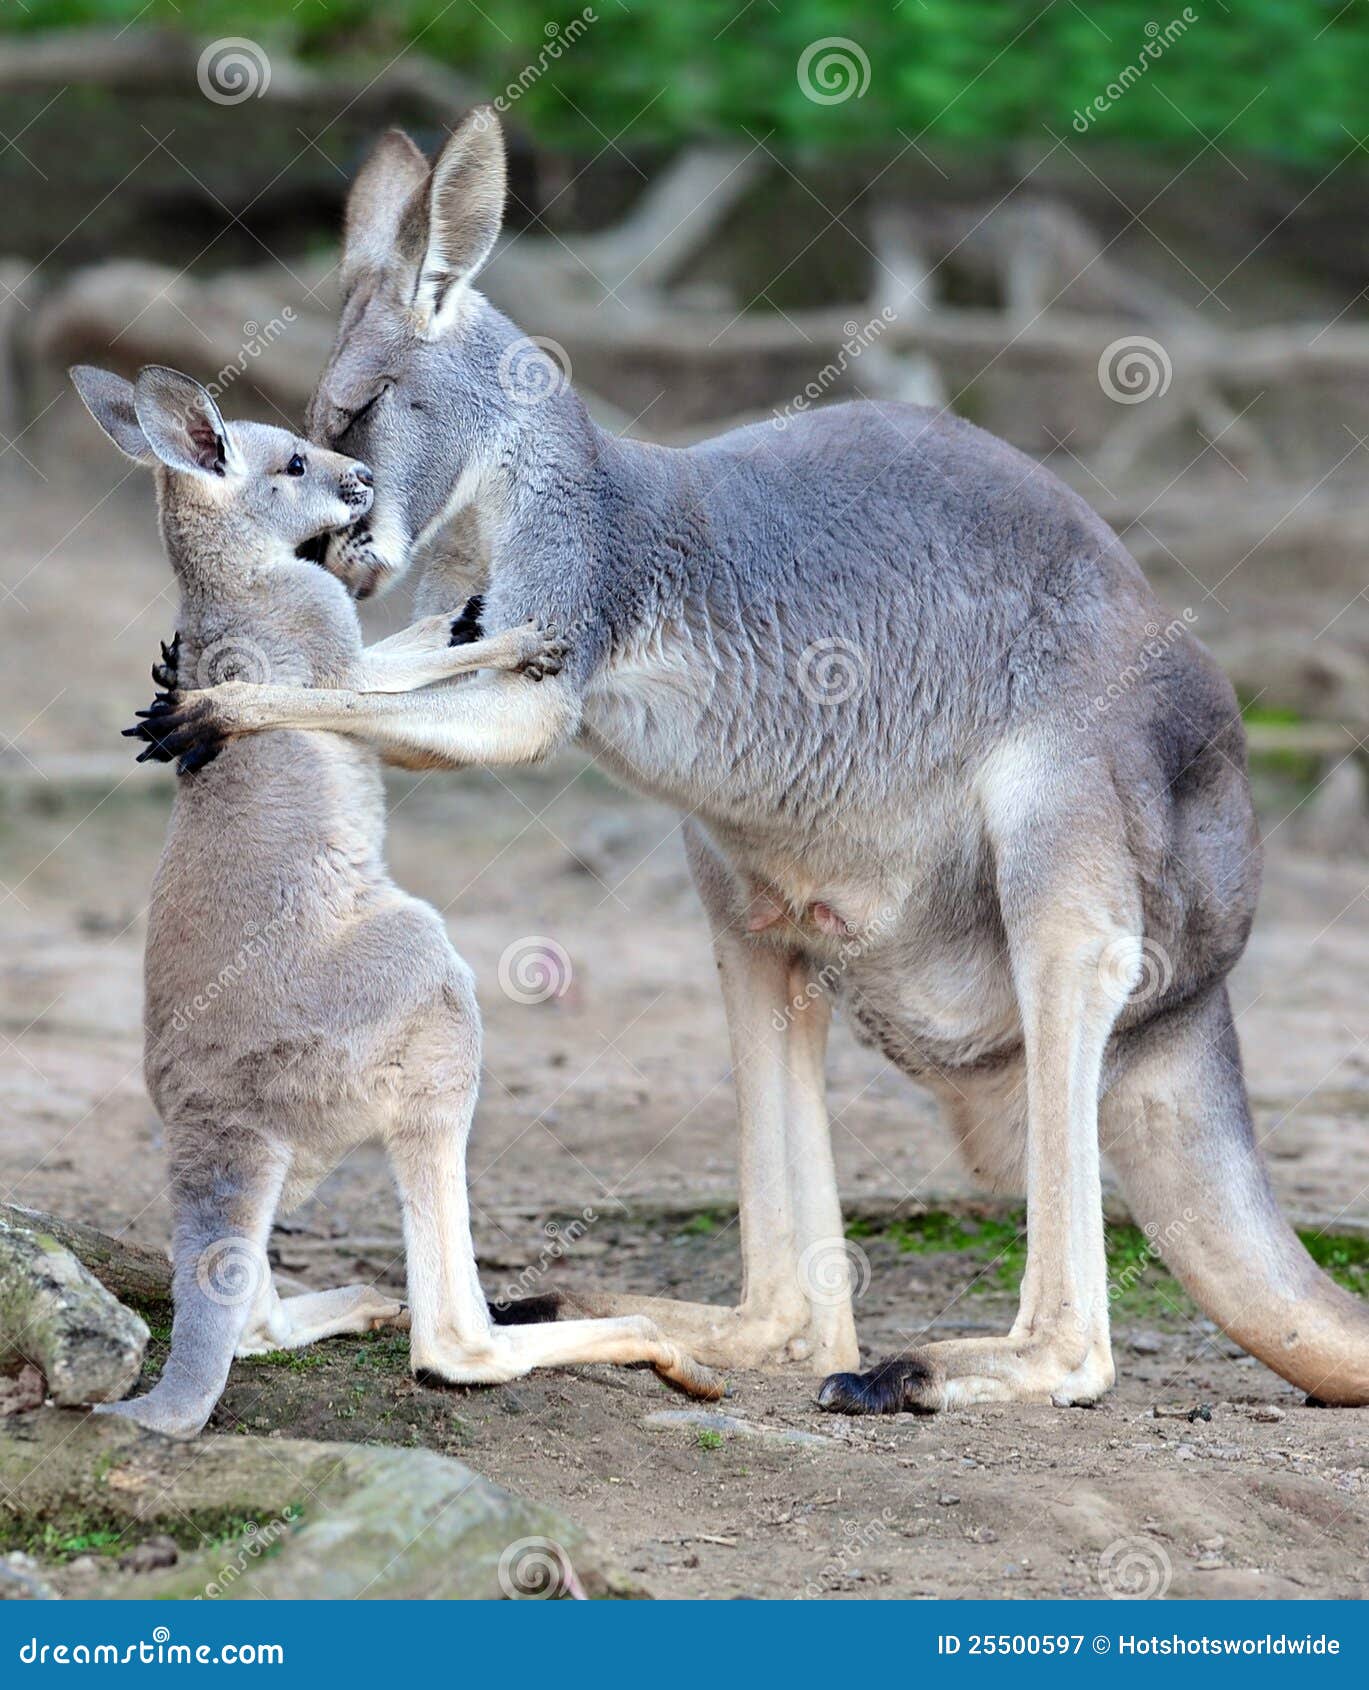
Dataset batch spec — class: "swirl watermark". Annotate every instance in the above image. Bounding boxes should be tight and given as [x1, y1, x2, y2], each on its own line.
[195, 1236, 270, 1309]
[1098, 335, 1173, 404]
[497, 1536, 583, 1599]
[197, 38, 271, 106]
[497, 336, 572, 407]
[194, 634, 272, 689]
[797, 1237, 872, 1308]
[1098, 935, 1173, 1007]
[797, 37, 871, 105]
[498, 936, 573, 1005]
[1098, 1534, 1173, 1598]
[797, 637, 868, 706]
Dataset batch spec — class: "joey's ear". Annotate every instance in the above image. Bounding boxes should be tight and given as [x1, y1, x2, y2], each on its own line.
[133, 366, 237, 478]
[69, 366, 154, 463]
[341, 127, 430, 290]
[416, 106, 505, 334]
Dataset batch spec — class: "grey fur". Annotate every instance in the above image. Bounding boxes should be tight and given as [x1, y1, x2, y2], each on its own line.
[146, 112, 1369, 1409]
[74, 363, 720, 1436]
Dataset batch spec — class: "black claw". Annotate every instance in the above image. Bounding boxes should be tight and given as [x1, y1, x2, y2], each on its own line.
[176, 739, 222, 777]
[817, 1355, 938, 1415]
[449, 592, 485, 647]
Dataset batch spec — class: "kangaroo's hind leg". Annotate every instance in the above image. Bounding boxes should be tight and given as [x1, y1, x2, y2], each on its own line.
[96, 1127, 287, 1438]
[821, 746, 1134, 1413]
[552, 822, 859, 1375]
[235, 1282, 405, 1356]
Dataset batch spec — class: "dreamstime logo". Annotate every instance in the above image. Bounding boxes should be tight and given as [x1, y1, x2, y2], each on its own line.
[194, 635, 272, 688]
[195, 1236, 269, 1309]
[797, 37, 871, 105]
[1098, 335, 1173, 404]
[802, 1508, 896, 1598]
[1098, 935, 1173, 1007]
[497, 1536, 583, 1599]
[498, 936, 573, 1005]
[1070, 609, 1197, 731]
[206, 311, 297, 402]
[1109, 1208, 1196, 1303]
[797, 1237, 871, 1308]
[169, 911, 298, 1033]
[197, 38, 271, 106]
[1072, 10, 1199, 134]
[1098, 1535, 1173, 1598]
[797, 637, 868, 706]
[201, 1509, 299, 1599]
[497, 336, 572, 407]
[490, 7, 598, 114]
[773, 308, 896, 430]
[492, 1208, 597, 1312]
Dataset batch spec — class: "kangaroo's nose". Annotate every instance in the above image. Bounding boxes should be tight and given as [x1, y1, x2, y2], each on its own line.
[351, 463, 373, 487]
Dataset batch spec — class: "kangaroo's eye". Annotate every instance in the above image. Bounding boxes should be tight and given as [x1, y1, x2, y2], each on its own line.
[285, 454, 306, 477]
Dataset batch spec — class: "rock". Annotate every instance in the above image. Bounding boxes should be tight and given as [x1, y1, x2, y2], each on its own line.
[0, 1216, 148, 1404]
[1130, 1331, 1163, 1355]
[1, 1410, 645, 1601]
[0, 1557, 58, 1601]
[118, 1535, 179, 1573]
[0, 1363, 46, 1415]
[938, 1493, 961, 1506]
[1249, 1405, 1285, 1423]
[641, 1409, 838, 1447]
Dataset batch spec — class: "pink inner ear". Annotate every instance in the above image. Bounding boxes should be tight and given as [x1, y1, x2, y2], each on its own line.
[187, 409, 222, 467]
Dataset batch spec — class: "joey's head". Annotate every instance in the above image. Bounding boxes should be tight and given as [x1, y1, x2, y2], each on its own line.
[69, 365, 374, 584]
[306, 107, 534, 601]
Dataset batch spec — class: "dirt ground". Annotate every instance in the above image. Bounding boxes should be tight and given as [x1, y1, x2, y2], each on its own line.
[2, 448, 1368, 1600]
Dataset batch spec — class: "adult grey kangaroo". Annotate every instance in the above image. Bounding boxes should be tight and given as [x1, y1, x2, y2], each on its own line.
[76, 362, 719, 1436]
[137, 111, 1369, 1412]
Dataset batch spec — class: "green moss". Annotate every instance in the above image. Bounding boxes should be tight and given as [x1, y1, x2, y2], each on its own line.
[696, 1429, 724, 1451]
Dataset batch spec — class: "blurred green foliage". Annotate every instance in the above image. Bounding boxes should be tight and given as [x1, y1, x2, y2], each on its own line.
[4, 0, 1364, 163]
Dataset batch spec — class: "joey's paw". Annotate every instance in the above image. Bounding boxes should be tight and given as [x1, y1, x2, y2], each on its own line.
[150, 630, 182, 692]
[123, 690, 226, 777]
[517, 621, 568, 682]
[817, 1354, 941, 1415]
[449, 593, 485, 647]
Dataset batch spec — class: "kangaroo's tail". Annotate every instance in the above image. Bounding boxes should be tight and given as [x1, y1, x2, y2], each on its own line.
[1103, 984, 1369, 1404]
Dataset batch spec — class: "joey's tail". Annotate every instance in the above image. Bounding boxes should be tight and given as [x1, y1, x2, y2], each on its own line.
[1103, 984, 1369, 1404]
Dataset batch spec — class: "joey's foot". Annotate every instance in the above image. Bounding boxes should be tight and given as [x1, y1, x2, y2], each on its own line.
[120, 633, 185, 764]
[93, 1394, 208, 1440]
[448, 593, 485, 647]
[123, 690, 227, 777]
[818, 1333, 1115, 1414]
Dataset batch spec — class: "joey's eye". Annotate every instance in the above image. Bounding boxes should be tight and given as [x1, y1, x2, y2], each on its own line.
[285, 454, 306, 477]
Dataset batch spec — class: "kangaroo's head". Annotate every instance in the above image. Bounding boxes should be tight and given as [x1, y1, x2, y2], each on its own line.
[70, 365, 374, 583]
[307, 109, 531, 600]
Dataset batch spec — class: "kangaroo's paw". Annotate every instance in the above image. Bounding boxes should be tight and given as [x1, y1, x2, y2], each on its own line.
[818, 1331, 1115, 1414]
[514, 620, 567, 681]
[550, 1289, 856, 1375]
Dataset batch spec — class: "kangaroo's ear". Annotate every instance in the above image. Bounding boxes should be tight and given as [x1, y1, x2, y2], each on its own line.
[416, 106, 505, 336]
[341, 127, 430, 291]
[69, 366, 154, 463]
[133, 366, 238, 479]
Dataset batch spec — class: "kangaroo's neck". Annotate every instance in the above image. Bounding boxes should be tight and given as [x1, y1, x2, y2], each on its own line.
[159, 516, 361, 691]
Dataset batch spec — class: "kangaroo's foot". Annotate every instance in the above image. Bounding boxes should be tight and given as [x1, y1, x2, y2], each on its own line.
[411, 1314, 724, 1401]
[235, 1284, 405, 1357]
[546, 1290, 856, 1375]
[817, 1328, 1115, 1414]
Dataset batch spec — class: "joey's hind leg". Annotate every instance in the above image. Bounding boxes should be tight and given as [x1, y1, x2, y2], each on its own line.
[96, 1132, 287, 1438]
[556, 823, 859, 1375]
[234, 1281, 405, 1356]
[384, 1013, 721, 1399]
[821, 758, 1133, 1414]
